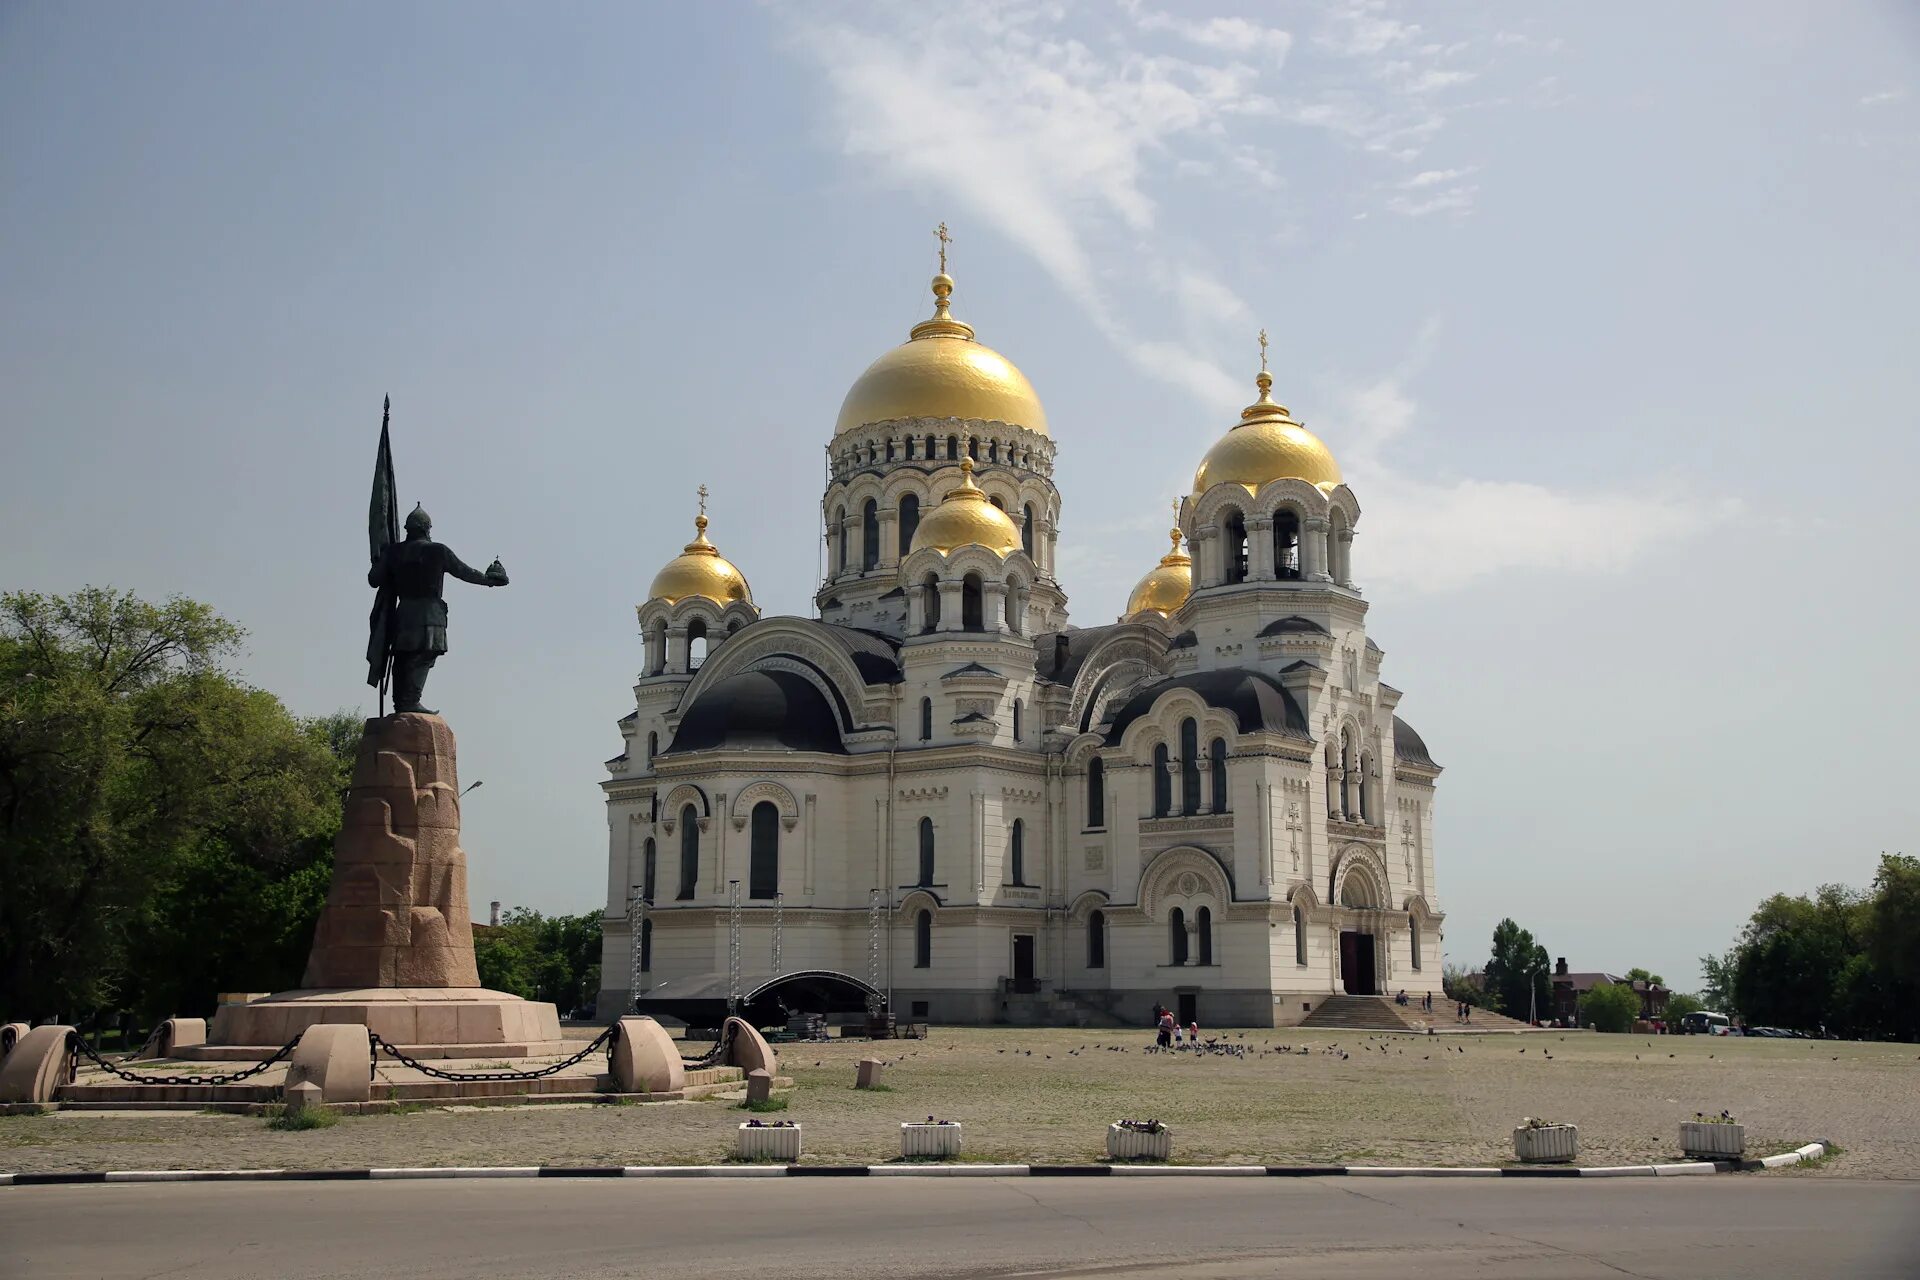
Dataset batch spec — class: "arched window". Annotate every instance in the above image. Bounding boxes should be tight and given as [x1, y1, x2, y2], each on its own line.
[1009, 819, 1025, 886]
[899, 493, 920, 555]
[1012, 699, 1023, 742]
[648, 620, 667, 676]
[968, 436, 979, 461]
[1087, 910, 1106, 969]
[914, 909, 931, 968]
[749, 800, 779, 899]
[676, 804, 699, 899]
[1197, 906, 1213, 966]
[1086, 758, 1106, 829]
[640, 918, 652, 973]
[1152, 743, 1172, 817]
[1274, 509, 1301, 580]
[918, 817, 936, 886]
[1294, 904, 1307, 965]
[1209, 737, 1229, 814]
[1358, 755, 1374, 823]
[1410, 916, 1423, 971]
[1169, 907, 1189, 965]
[885, 438, 896, 461]
[687, 618, 708, 670]
[946, 433, 959, 460]
[961, 574, 984, 631]
[988, 439, 999, 462]
[835, 505, 848, 571]
[1179, 718, 1201, 814]
[904, 436, 916, 460]
[1022, 504, 1035, 557]
[1224, 510, 1249, 584]
[861, 499, 880, 570]
[922, 573, 941, 633]
[1326, 744, 1341, 819]
[645, 731, 657, 768]
[989, 494, 1006, 512]
[925, 433, 936, 458]
[919, 697, 933, 742]
[641, 837, 657, 903]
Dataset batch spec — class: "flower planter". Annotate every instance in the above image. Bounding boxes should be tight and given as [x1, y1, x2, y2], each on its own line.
[735, 1122, 802, 1162]
[1513, 1124, 1578, 1164]
[901, 1122, 964, 1159]
[1680, 1121, 1745, 1160]
[1107, 1123, 1172, 1162]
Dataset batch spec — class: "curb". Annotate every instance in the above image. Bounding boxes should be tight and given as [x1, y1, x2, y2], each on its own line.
[0, 1142, 1830, 1187]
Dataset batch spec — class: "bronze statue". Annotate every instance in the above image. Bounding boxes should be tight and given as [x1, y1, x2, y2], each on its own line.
[365, 400, 507, 715]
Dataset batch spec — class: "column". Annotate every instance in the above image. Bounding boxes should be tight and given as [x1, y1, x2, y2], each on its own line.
[1166, 758, 1183, 817]
[641, 627, 661, 677]
[906, 585, 925, 633]
[1303, 517, 1329, 581]
[803, 793, 817, 894]
[667, 626, 689, 673]
[1328, 768, 1344, 821]
[1193, 527, 1217, 586]
[1247, 517, 1276, 581]
[983, 581, 1009, 633]
[710, 793, 728, 894]
[1335, 527, 1355, 586]
[878, 508, 900, 569]
[937, 581, 963, 632]
[1193, 748, 1211, 815]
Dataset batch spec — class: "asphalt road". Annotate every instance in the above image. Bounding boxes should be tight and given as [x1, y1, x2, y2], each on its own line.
[3, 1176, 1916, 1278]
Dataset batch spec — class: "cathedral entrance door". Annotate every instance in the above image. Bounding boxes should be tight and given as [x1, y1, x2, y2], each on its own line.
[1340, 931, 1376, 995]
[1012, 934, 1038, 994]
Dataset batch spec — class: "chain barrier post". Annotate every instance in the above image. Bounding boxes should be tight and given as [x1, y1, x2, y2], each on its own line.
[727, 878, 742, 1018]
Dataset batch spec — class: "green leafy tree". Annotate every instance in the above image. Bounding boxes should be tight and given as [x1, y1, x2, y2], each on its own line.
[1697, 952, 1738, 1015]
[1441, 963, 1485, 1008]
[0, 589, 352, 1020]
[1664, 991, 1705, 1020]
[1866, 855, 1920, 1042]
[1483, 918, 1551, 1021]
[1578, 981, 1642, 1032]
[475, 908, 603, 1015]
[1731, 885, 1868, 1032]
[1623, 967, 1665, 988]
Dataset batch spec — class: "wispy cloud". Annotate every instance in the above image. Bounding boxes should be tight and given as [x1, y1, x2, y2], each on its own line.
[1859, 88, 1906, 108]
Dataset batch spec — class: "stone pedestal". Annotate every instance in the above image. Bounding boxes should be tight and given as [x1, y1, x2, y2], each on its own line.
[195, 713, 562, 1059]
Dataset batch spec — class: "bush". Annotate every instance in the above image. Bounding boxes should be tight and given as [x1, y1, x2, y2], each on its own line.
[1579, 982, 1642, 1033]
[266, 1104, 339, 1131]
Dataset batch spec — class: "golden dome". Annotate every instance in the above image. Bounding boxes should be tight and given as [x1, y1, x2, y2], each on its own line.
[647, 507, 753, 606]
[909, 448, 1022, 557]
[1192, 369, 1342, 497]
[834, 272, 1048, 437]
[1126, 523, 1193, 617]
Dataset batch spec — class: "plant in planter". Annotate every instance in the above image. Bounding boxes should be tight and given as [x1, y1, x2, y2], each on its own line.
[1512, 1116, 1578, 1164]
[1108, 1117, 1172, 1162]
[901, 1115, 964, 1159]
[735, 1117, 802, 1162]
[1680, 1110, 1745, 1160]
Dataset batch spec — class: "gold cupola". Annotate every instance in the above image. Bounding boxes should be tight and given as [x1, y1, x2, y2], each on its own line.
[1191, 335, 1341, 497]
[834, 232, 1048, 437]
[647, 493, 753, 605]
[1126, 515, 1193, 618]
[909, 446, 1022, 557]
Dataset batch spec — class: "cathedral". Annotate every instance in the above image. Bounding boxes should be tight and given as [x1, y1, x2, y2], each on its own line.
[596, 248, 1445, 1028]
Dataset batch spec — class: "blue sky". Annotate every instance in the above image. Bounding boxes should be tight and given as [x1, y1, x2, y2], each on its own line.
[3, 2, 1915, 990]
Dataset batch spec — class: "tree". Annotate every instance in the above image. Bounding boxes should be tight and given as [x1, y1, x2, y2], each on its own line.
[1665, 991, 1705, 1020]
[0, 588, 353, 1020]
[1866, 855, 1920, 1042]
[1579, 981, 1641, 1033]
[475, 908, 603, 1016]
[1624, 967, 1665, 988]
[1483, 918, 1551, 1021]
[1731, 885, 1867, 1032]
[1698, 952, 1737, 1015]
[1441, 963, 1486, 1008]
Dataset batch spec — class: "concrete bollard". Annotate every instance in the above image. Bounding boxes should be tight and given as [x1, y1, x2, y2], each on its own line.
[856, 1057, 886, 1089]
[745, 1068, 773, 1105]
[284, 1080, 323, 1116]
[0, 1025, 74, 1104]
[0, 1022, 29, 1060]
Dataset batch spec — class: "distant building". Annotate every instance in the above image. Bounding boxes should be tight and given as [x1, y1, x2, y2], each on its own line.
[1551, 957, 1668, 1023]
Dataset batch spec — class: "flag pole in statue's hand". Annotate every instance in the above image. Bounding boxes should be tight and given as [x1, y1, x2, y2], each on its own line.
[366, 395, 400, 717]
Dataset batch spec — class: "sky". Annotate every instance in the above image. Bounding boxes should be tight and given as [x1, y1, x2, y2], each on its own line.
[2, 2, 1915, 991]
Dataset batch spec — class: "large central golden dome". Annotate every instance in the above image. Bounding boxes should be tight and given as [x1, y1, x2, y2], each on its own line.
[835, 274, 1048, 437]
[1192, 369, 1341, 497]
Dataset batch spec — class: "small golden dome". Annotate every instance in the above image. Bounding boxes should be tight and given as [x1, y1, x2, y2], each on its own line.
[835, 272, 1048, 437]
[1126, 523, 1193, 617]
[909, 448, 1022, 557]
[647, 507, 753, 606]
[1192, 368, 1342, 497]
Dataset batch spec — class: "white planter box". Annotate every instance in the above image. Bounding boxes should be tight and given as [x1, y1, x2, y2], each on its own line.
[1107, 1123, 1172, 1162]
[735, 1123, 802, 1162]
[1513, 1125, 1578, 1164]
[901, 1123, 964, 1159]
[1680, 1122, 1745, 1160]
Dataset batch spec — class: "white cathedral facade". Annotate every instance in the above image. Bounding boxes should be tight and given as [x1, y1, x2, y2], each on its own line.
[596, 258, 1445, 1028]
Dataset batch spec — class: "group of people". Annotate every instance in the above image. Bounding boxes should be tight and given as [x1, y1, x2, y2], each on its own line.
[1151, 1005, 1201, 1048]
[1393, 989, 1439, 1013]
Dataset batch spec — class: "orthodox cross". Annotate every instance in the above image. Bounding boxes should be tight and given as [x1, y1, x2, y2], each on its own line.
[936, 222, 953, 273]
[697, 483, 709, 518]
[1285, 800, 1302, 872]
[1401, 816, 1415, 879]
[1258, 328, 1269, 373]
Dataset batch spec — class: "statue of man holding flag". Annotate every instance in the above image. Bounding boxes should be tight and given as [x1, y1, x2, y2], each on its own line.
[366, 398, 508, 715]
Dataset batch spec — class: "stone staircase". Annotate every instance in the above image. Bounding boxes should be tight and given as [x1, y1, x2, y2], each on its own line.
[1301, 995, 1536, 1034]
[1000, 988, 1130, 1028]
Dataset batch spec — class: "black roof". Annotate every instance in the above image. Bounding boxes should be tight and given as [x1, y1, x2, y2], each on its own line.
[1168, 630, 1198, 650]
[1105, 668, 1310, 744]
[1258, 615, 1330, 637]
[1033, 623, 1132, 684]
[666, 670, 846, 756]
[942, 662, 999, 679]
[1393, 714, 1438, 768]
[818, 623, 904, 685]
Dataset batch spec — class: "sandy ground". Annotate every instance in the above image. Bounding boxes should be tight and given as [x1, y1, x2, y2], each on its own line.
[4, 1027, 1914, 1176]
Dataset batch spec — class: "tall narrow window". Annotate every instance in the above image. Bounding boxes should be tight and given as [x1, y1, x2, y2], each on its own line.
[1022, 504, 1035, 557]
[642, 838, 657, 903]
[1224, 511, 1249, 584]
[1275, 510, 1301, 580]
[918, 817, 935, 886]
[1169, 907, 1188, 965]
[1086, 758, 1106, 828]
[1009, 819, 1025, 886]
[1294, 904, 1307, 965]
[748, 801, 779, 899]
[904, 436, 916, 460]
[919, 697, 933, 742]
[1087, 910, 1106, 969]
[640, 918, 652, 972]
[1179, 718, 1201, 813]
[1152, 743, 1172, 817]
[1012, 699, 1023, 742]
[1210, 738, 1229, 814]
[645, 731, 657, 768]
[1197, 906, 1214, 966]
[946, 433, 959, 460]
[925, 433, 936, 458]
[676, 804, 699, 899]
[687, 618, 708, 670]
[923, 574, 941, 633]
[861, 499, 880, 570]
[1410, 916, 1423, 970]
[899, 494, 920, 555]
[961, 575, 984, 631]
[835, 505, 848, 572]
[914, 909, 932, 968]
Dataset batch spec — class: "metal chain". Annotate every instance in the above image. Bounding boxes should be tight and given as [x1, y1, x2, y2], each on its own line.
[67, 1032, 300, 1087]
[366, 1025, 616, 1083]
[680, 1021, 734, 1070]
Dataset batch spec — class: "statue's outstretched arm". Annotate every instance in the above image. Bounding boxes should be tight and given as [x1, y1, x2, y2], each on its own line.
[443, 546, 508, 587]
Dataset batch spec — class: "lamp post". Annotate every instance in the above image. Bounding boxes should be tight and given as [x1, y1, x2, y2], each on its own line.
[727, 879, 742, 1018]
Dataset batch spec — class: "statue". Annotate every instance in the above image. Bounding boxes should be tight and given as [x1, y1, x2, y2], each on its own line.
[365, 400, 508, 715]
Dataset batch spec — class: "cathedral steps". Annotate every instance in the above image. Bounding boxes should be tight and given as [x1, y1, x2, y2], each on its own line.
[1301, 995, 1535, 1034]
